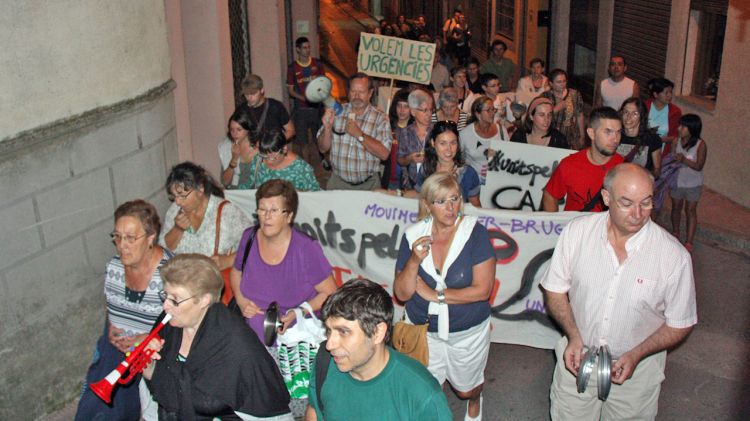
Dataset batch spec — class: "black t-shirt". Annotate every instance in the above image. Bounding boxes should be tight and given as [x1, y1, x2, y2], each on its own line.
[238, 98, 290, 136]
[616, 131, 661, 170]
[510, 128, 570, 149]
[468, 78, 483, 94]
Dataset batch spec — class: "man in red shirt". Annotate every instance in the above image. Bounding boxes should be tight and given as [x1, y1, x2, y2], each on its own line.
[287, 36, 326, 168]
[543, 107, 624, 212]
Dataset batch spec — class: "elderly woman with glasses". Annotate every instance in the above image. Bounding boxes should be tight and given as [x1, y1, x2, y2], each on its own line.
[396, 88, 434, 190]
[230, 179, 336, 340]
[432, 87, 469, 131]
[394, 172, 497, 421]
[160, 162, 251, 275]
[237, 130, 320, 191]
[230, 179, 336, 416]
[414, 121, 482, 207]
[142, 254, 293, 420]
[461, 95, 510, 185]
[75, 200, 172, 420]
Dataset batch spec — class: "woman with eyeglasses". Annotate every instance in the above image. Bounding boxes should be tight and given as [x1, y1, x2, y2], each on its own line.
[509, 96, 569, 149]
[542, 69, 586, 150]
[142, 254, 293, 420]
[75, 200, 172, 420]
[397, 88, 434, 189]
[394, 172, 496, 421]
[160, 162, 251, 276]
[218, 108, 258, 189]
[237, 130, 320, 191]
[415, 121, 482, 207]
[432, 87, 469, 131]
[231, 179, 336, 340]
[460, 95, 508, 185]
[616, 97, 662, 178]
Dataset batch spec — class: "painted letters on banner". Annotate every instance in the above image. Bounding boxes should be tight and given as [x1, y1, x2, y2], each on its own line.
[357, 33, 435, 85]
[480, 141, 575, 211]
[227, 190, 575, 349]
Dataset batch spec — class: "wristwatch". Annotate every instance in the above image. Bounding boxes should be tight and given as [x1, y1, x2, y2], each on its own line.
[356, 135, 365, 143]
[437, 290, 446, 305]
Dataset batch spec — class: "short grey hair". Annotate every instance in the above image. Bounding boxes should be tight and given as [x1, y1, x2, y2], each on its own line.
[407, 88, 433, 109]
[438, 87, 459, 109]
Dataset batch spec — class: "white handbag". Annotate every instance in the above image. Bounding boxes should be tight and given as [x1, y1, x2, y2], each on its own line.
[276, 302, 326, 345]
[276, 302, 326, 399]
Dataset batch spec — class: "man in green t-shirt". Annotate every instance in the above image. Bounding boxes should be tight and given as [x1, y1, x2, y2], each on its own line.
[306, 279, 452, 421]
[480, 39, 517, 92]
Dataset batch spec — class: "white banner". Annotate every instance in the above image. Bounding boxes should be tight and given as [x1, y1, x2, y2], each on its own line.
[227, 190, 578, 349]
[480, 141, 575, 211]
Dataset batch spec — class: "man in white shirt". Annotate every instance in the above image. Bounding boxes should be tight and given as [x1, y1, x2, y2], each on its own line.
[595, 56, 640, 110]
[541, 163, 697, 420]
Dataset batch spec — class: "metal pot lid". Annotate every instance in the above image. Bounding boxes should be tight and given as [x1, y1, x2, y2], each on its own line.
[597, 345, 612, 401]
[263, 301, 281, 346]
[577, 348, 597, 393]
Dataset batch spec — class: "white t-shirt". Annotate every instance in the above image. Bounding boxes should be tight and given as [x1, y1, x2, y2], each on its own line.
[460, 122, 509, 184]
[600, 76, 636, 110]
[218, 136, 242, 187]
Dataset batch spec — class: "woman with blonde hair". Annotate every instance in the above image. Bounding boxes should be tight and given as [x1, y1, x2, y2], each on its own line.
[394, 172, 496, 421]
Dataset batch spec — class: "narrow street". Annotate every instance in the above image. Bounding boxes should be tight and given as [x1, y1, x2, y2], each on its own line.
[318, 0, 377, 100]
[316, 4, 750, 420]
[43, 2, 750, 420]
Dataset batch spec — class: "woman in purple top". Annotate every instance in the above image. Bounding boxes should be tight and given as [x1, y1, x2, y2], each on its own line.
[230, 179, 337, 341]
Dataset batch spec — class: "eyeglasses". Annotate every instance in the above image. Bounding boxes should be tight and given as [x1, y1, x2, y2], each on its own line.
[482, 107, 497, 113]
[432, 195, 461, 206]
[254, 208, 290, 218]
[167, 190, 193, 202]
[415, 107, 434, 114]
[259, 150, 284, 161]
[110, 232, 148, 244]
[622, 110, 640, 118]
[614, 199, 654, 212]
[158, 290, 197, 307]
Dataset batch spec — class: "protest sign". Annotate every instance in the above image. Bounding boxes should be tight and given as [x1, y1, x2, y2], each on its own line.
[480, 141, 575, 211]
[227, 190, 576, 349]
[357, 33, 435, 84]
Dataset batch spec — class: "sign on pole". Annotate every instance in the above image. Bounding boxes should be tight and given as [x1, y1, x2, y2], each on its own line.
[357, 33, 435, 85]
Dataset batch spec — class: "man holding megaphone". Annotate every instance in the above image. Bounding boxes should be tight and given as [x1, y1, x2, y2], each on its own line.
[317, 73, 392, 191]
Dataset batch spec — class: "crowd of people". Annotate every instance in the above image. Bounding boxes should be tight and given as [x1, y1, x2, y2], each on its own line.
[73, 12, 705, 421]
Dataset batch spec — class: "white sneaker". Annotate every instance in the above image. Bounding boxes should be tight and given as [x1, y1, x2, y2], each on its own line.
[464, 394, 483, 421]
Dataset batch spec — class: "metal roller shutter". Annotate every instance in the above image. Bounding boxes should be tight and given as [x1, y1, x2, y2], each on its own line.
[610, 0, 671, 98]
[691, 0, 728, 15]
[467, 0, 491, 60]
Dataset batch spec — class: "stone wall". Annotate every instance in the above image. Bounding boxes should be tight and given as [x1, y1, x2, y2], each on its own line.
[0, 0, 170, 140]
[0, 82, 177, 419]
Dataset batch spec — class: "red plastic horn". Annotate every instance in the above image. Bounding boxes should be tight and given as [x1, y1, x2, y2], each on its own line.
[90, 313, 172, 403]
